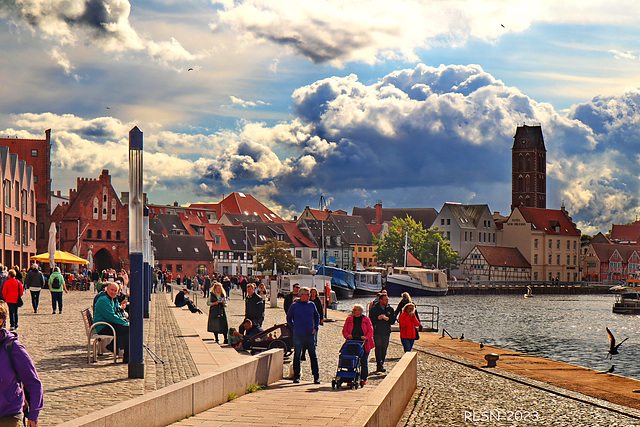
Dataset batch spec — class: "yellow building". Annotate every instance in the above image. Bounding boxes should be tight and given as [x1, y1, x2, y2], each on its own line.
[499, 206, 581, 282]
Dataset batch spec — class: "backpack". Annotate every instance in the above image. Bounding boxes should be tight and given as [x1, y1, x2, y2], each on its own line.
[51, 276, 61, 290]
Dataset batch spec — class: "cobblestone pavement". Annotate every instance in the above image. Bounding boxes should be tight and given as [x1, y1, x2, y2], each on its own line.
[397, 346, 640, 427]
[15, 289, 197, 426]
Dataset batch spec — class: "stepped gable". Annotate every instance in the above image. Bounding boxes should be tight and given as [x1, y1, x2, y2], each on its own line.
[476, 245, 530, 268]
[517, 206, 580, 236]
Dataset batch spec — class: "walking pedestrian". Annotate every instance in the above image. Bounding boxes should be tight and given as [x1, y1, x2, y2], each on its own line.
[222, 276, 231, 299]
[207, 283, 229, 344]
[202, 275, 211, 298]
[286, 287, 320, 384]
[239, 276, 248, 299]
[48, 266, 68, 314]
[1, 270, 23, 330]
[301, 288, 324, 361]
[284, 283, 300, 314]
[369, 293, 395, 372]
[342, 304, 374, 386]
[398, 303, 420, 352]
[0, 301, 44, 426]
[24, 264, 44, 314]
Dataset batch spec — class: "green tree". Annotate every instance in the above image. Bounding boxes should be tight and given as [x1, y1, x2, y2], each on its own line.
[253, 238, 298, 274]
[374, 216, 460, 269]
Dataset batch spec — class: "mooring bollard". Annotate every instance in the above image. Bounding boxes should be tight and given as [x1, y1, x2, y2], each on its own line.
[485, 353, 499, 368]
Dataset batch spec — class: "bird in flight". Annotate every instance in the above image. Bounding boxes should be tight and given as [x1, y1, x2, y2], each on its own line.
[187, 68, 194, 71]
[501, 24, 505, 28]
[606, 327, 628, 359]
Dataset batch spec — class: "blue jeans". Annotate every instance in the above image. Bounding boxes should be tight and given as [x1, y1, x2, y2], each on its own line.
[401, 338, 415, 352]
[51, 292, 63, 313]
[293, 334, 319, 380]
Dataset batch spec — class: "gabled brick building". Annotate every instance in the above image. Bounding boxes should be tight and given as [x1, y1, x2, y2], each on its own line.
[51, 170, 128, 272]
[0, 129, 52, 253]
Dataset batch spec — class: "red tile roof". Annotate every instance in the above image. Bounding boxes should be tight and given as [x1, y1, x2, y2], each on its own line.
[282, 222, 317, 248]
[309, 208, 330, 220]
[219, 192, 285, 223]
[590, 243, 640, 262]
[475, 245, 531, 268]
[610, 222, 640, 242]
[516, 207, 580, 236]
[367, 224, 384, 237]
[203, 223, 231, 251]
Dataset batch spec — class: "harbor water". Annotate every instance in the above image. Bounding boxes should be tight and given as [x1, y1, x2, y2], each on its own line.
[338, 293, 640, 380]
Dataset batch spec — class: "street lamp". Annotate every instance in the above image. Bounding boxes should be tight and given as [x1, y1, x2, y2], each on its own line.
[128, 126, 144, 379]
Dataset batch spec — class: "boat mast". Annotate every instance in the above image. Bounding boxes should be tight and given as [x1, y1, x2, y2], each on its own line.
[404, 232, 408, 268]
[436, 241, 440, 270]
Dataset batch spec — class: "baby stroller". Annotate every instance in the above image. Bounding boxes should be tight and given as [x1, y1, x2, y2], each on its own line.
[331, 340, 365, 390]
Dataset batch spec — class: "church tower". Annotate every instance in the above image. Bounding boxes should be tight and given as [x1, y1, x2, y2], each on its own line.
[511, 125, 546, 211]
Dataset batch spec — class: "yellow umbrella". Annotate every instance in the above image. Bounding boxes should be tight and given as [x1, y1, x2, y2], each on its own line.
[30, 250, 89, 265]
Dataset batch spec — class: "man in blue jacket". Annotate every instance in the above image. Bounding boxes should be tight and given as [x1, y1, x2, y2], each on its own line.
[286, 287, 320, 384]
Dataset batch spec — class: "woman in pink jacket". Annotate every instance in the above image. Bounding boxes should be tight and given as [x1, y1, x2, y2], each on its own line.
[398, 303, 420, 352]
[342, 304, 374, 386]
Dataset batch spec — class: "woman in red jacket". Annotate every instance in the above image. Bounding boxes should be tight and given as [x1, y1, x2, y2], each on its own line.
[398, 303, 420, 352]
[342, 304, 374, 386]
[1, 269, 23, 330]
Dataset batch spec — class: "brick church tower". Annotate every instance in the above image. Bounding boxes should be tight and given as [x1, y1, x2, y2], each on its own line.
[511, 125, 546, 210]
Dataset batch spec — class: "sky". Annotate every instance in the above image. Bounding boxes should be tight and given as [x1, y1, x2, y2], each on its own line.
[1, 1, 640, 235]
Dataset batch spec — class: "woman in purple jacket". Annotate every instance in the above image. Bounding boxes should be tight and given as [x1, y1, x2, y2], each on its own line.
[0, 301, 43, 426]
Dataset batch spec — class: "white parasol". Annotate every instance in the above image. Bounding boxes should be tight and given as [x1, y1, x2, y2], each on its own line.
[87, 249, 93, 272]
[48, 222, 57, 269]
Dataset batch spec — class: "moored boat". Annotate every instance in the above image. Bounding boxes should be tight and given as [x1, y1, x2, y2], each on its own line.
[315, 265, 355, 299]
[612, 286, 640, 314]
[384, 267, 448, 297]
[354, 271, 382, 296]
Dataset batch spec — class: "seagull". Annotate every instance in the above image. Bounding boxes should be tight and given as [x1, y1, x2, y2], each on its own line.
[606, 365, 615, 373]
[459, 333, 464, 340]
[480, 343, 484, 349]
[187, 68, 194, 71]
[606, 327, 628, 359]
[501, 24, 505, 28]
[105, 107, 110, 110]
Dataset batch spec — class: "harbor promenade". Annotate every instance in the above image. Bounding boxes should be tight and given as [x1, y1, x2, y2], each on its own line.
[13, 286, 640, 426]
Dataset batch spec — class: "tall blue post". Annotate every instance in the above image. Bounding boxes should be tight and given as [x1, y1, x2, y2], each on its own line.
[143, 206, 150, 318]
[128, 126, 144, 379]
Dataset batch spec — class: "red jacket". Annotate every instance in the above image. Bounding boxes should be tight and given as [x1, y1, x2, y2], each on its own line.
[342, 315, 375, 353]
[2, 278, 23, 304]
[398, 312, 420, 339]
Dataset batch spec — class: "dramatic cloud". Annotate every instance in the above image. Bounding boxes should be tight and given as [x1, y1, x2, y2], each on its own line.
[214, 0, 640, 65]
[0, 0, 198, 65]
[5, 64, 640, 233]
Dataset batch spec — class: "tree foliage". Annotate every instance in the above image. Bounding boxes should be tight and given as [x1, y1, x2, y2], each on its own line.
[254, 238, 298, 274]
[374, 216, 460, 269]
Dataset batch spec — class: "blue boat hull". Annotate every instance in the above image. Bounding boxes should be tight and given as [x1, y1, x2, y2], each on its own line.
[384, 278, 448, 297]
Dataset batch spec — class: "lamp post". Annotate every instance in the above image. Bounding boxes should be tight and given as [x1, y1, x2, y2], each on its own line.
[128, 126, 144, 379]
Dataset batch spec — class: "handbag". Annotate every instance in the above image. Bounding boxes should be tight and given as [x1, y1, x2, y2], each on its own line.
[414, 327, 420, 341]
[17, 296, 24, 307]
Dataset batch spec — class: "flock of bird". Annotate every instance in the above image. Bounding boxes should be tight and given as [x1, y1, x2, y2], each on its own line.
[437, 326, 629, 375]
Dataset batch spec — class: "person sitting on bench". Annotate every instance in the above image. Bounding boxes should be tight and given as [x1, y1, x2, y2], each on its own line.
[175, 288, 203, 314]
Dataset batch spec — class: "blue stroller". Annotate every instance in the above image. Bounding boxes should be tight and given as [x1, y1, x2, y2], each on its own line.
[331, 340, 365, 390]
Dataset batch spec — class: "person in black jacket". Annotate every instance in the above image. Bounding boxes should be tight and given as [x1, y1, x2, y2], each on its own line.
[24, 264, 44, 314]
[244, 283, 265, 327]
[283, 283, 300, 314]
[369, 294, 396, 373]
[175, 289, 202, 314]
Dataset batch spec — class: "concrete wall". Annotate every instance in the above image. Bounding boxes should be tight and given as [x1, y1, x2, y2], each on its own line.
[58, 348, 283, 427]
[346, 352, 417, 427]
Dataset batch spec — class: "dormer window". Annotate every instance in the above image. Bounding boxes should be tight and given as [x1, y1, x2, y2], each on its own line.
[177, 247, 182, 253]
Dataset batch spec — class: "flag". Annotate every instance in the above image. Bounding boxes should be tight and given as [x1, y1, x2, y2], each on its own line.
[406, 251, 422, 267]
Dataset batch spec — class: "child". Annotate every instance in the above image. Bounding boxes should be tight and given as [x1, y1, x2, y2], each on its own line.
[227, 327, 242, 348]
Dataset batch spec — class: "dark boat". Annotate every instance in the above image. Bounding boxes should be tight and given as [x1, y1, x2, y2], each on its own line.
[315, 265, 355, 299]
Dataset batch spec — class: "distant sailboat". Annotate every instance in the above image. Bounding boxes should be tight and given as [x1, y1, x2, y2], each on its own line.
[524, 286, 533, 298]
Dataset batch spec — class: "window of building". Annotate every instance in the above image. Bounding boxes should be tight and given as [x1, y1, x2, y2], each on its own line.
[30, 223, 35, 241]
[548, 240, 552, 249]
[15, 187, 19, 210]
[30, 191, 34, 216]
[549, 272, 553, 281]
[311, 250, 318, 258]
[534, 254, 538, 264]
[440, 219, 444, 225]
[573, 241, 577, 250]
[4, 181, 10, 208]
[573, 255, 577, 265]
[87, 229, 92, 239]
[534, 239, 538, 249]
[176, 265, 182, 272]
[567, 240, 570, 250]
[557, 254, 560, 265]
[548, 254, 552, 264]
[464, 232, 467, 241]
[493, 233, 495, 242]
[446, 218, 450, 225]
[567, 255, 570, 265]
[534, 272, 538, 281]
[166, 264, 172, 271]
[102, 208, 107, 215]
[14, 218, 19, 244]
[106, 230, 111, 240]
[556, 240, 560, 249]
[295, 250, 302, 258]
[446, 231, 450, 240]
[31, 149, 38, 157]
[116, 231, 120, 240]
[103, 195, 107, 202]
[97, 230, 102, 239]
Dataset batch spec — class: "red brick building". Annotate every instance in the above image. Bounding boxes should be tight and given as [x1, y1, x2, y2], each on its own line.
[0, 147, 37, 268]
[51, 170, 128, 272]
[0, 130, 52, 254]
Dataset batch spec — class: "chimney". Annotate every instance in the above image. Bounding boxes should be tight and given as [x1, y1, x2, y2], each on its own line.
[375, 200, 383, 225]
[293, 215, 297, 221]
[173, 201, 178, 207]
[56, 190, 61, 196]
